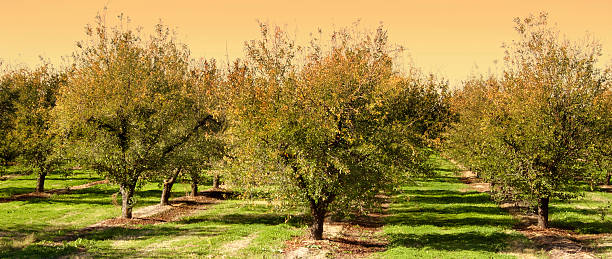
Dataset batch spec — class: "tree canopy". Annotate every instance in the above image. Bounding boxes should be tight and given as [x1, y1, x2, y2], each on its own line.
[228, 24, 454, 239]
[53, 16, 224, 218]
[446, 13, 611, 228]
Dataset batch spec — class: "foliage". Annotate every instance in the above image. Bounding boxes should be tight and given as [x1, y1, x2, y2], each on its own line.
[445, 13, 611, 227]
[53, 14, 223, 217]
[0, 71, 20, 165]
[0, 65, 66, 191]
[229, 23, 453, 238]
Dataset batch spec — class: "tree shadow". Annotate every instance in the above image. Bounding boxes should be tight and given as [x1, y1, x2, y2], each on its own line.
[551, 219, 612, 234]
[400, 189, 493, 205]
[179, 213, 307, 227]
[0, 242, 80, 259]
[387, 231, 525, 252]
[389, 204, 509, 216]
[0, 187, 34, 197]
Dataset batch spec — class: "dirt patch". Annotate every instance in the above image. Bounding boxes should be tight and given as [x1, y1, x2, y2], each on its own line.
[458, 170, 491, 193]
[283, 199, 388, 258]
[220, 233, 258, 256]
[518, 225, 604, 259]
[90, 195, 217, 228]
[0, 179, 109, 203]
[55, 194, 218, 242]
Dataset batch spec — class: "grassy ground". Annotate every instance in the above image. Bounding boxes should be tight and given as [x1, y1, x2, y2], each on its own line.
[373, 156, 535, 259]
[59, 201, 304, 258]
[550, 190, 612, 234]
[0, 168, 102, 198]
[0, 175, 209, 258]
[2, 157, 611, 258]
[0, 167, 305, 258]
[0, 198, 305, 258]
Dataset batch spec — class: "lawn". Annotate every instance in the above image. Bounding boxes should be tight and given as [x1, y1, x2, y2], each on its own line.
[2, 156, 611, 258]
[57, 201, 305, 258]
[0, 168, 305, 258]
[0, 174, 212, 258]
[372, 156, 535, 259]
[0, 167, 102, 198]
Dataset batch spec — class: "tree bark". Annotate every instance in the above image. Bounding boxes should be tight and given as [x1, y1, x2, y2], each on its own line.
[309, 199, 328, 240]
[120, 183, 136, 219]
[212, 173, 220, 189]
[606, 172, 611, 186]
[160, 169, 180, 206]
[190, 180, 198, 196]
[35, 170, 48, 193]
[537, 197, 549, 229]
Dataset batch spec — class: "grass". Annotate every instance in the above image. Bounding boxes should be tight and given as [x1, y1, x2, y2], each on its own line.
[0, 199, 305, 258]
[0, 173, 210, 258]
[2, 157, 611, 258]
[0, 166, 305, 258]
[62, 201, 305, 258]
[550, 189, 612, 234]
[0, 168, 102, 198]
[372, 156, 535, 259]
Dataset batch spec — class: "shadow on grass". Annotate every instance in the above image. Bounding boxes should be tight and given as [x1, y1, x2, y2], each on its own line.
[0, 186, 186, 206]
[551, 219, 612, 234]
[179, 213, 307, 227]
[2, 177, 101, 182]
[0, 187, 34, 196]
[385, 212, 516, 227]
[389, 204, 508, 216]
[387, 231, 524, 252]
[0, 243, 80, 259]
[400, 190, 493, 204]
[383, 174, 527, 254]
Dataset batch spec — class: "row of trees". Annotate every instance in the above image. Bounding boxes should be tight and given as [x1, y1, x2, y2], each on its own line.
[1, 12, 609, 237]
[0, 65, 66, 192]
[0, 14, 453, 239]
[445, 13, 611, 228]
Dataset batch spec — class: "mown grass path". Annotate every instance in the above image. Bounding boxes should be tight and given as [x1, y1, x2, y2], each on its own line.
[373, 156, 534, 259]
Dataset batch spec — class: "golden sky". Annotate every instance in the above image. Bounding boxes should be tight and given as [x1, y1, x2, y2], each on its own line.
[1, 0, 611, 85]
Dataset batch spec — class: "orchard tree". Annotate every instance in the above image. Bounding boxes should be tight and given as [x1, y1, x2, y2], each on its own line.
[5, 65, 66, 192]
[230, 24, 453, 239]
[54, 16, 222, 218]
[445, 76, 504, 180]
[156, 123, 226, 205]
[447, 13, 611, 228]
[0, 71, 19, 166]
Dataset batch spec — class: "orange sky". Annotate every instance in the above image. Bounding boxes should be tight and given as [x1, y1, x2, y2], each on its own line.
[1, 0, 611, 86]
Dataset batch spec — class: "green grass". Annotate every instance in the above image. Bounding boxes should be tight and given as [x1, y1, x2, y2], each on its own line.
[60, 201, 305, 258]
[372, 156, 534, 259]
[0, 169, 304, 258]
[0, 168, 102, 198]
[550, 189, 612, 234]
[2, 157, 611, 258]
[549, 186, 612, 257]
[0, 199, 305, 258]
[0, 177, 207, 257]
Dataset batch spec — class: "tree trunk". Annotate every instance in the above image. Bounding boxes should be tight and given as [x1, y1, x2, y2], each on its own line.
[120, 183, 136, 219]
[160, 169, 180, 206]
[212, 173, 220, 189]
[309, 199, 328, 240]
[190, 180, 198, 196]
[537, 197, 549, 229]
[35, 170, 48, 193]
[606, 172, 611, 185]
